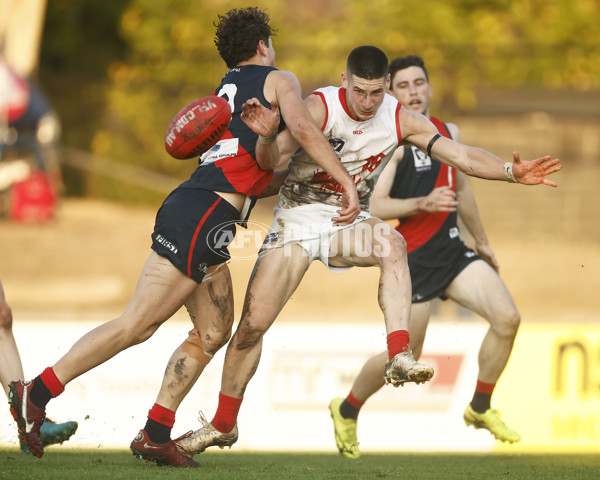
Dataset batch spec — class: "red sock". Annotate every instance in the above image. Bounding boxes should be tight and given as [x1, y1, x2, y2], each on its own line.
[386, 330, 410, 360]
[39, 367, 65, 397]
[475, 380, 496, 395]
[346, 392, 365, 409]
[211, 392, 243, 433]
[148, 403, 175, 428]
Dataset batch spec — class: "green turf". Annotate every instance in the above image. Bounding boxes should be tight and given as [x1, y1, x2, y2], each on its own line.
[1, 449, 599, 480]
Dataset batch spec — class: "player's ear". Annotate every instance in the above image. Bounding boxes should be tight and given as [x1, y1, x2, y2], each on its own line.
[385, 73, 391, 91]
[341, 72, 348, 88]
[257, 39, 267, 57]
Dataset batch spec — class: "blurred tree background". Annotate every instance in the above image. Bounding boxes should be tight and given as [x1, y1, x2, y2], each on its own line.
[38, 0, 599, 204]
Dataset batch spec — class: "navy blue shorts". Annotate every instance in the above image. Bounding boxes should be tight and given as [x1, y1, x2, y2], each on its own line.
[409, 240, 480, 303]
[151, 187, 239, 283]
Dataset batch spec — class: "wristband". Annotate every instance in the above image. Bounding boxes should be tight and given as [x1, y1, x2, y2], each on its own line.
[503, 162, 517, 183]
[426, 133, 441, 158]
[258, 129, 278, 145]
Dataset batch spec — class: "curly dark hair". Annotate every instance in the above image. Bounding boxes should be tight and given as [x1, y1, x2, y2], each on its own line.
[214, 7, 277, 68]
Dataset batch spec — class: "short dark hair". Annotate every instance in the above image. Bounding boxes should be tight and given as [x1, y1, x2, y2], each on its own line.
[389, 55, 429, 86]
[214, 7, 277, 68]
[346, 46, 389, 80]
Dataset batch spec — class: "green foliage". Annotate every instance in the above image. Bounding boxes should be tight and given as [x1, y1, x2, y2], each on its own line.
[38, 0, 600, 202]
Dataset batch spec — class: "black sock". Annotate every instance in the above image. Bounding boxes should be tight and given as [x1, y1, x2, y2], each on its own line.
[470, 391, 492, 413]
[144, 418, 172, 444]
[339, 399, 360, 420]
[30, 376, 53, 409]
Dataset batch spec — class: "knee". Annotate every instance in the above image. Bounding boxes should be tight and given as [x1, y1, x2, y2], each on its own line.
[188, 323, 232, 358]
[0, 300, 13, 331]
[205, 327, 232, 354]
[119, 318, 161, 346]
[493, 306, 521, 338]
[233, 315, 267, 350]
[375, 230, 407, 267]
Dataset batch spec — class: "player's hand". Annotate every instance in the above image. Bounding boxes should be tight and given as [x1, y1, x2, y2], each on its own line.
[511, 151, 562, 187]
[333, 187, 361, 225]
[241, 98, 280, 137]
[419, 186, 458, 212]
[475, 243, 500, 273]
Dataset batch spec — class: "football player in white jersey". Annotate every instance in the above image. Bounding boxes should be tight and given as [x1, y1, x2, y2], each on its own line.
[328, 55, 522, 460]
[177, 45, 561, 455]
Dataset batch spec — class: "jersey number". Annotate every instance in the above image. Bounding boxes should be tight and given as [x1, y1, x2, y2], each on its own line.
[216, 84, 237, 113]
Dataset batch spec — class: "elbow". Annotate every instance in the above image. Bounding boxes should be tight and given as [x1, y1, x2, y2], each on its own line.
[256, 158, 277, 171]
[370, 199, 389, 219]
[370, 205, 383, 218]
[255, 144, 280, 171]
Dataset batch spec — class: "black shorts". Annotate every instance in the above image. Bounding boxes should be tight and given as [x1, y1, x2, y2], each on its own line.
[151, 187, 239, 283]
[409, 240, 480, 303]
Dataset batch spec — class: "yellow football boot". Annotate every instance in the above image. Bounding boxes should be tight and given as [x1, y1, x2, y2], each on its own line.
[463, 404, 521, 443]
[328, 397, 360, 459]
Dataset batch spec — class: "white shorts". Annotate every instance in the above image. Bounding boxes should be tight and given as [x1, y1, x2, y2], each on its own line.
[262, 203, 372, 273]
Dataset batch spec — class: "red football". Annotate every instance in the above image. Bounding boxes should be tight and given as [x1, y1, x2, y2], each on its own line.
[164, 96, 232, 159]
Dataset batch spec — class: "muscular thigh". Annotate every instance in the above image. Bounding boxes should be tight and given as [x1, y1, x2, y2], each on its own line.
[123, 251, 199, 327]
[241, 245, 310, 327]
[443, 259, 516, 321]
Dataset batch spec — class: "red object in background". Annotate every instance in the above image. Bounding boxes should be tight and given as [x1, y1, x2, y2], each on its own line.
[0, 57, 31, 123]
[9, 169, 57, 222]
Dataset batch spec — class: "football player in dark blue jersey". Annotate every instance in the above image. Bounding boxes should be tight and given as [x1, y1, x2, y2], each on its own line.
[8, 7, 359, 468]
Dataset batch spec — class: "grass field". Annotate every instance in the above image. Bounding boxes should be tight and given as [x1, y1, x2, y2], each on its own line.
[1, 450, 599, 480]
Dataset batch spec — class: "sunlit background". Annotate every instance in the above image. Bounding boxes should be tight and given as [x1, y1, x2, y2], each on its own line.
[1, 0, 599, 455]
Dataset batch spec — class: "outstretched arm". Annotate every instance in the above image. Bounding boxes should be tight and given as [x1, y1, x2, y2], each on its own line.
[401, 109, 562, 186]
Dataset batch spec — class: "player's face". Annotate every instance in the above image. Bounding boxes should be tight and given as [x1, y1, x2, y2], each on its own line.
[390, 66, 433, 116]
[342, 73, 389, 121]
